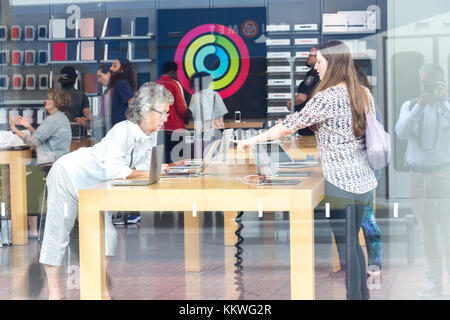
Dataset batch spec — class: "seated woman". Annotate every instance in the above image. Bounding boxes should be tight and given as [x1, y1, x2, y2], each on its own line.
[9, 88, 72, 238]
[9, 88, 72, 164]
[38, 82, 173, 300]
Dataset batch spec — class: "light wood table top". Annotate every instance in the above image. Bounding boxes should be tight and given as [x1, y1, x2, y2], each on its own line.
[78, 136, 325, 300]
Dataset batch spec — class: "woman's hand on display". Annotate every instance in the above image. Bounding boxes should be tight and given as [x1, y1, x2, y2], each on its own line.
[232, 139, 253, 151]
[9, 114, 17, 131]
[16, 115, 31, 129]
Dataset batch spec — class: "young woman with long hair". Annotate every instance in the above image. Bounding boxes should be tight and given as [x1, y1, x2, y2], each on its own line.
[109, 58, 136, 127]
[235, 40, 377, 300]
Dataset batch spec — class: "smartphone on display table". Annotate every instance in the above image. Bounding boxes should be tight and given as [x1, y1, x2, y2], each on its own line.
[235, 111, 241, 123]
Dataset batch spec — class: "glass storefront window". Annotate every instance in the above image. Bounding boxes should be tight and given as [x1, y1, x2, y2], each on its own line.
[0, 0, 449, 302]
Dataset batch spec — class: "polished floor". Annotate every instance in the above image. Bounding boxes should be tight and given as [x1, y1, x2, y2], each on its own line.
[0, 210, 448, 300]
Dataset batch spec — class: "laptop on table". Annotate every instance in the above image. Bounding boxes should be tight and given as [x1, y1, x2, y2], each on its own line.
[214, 128, 234, 162]
[254, 144, 313, 177]
[111, 145, 163, 186]
[253, 145, 300, 186]
[161, 140, 221, 178]
[257, 141, 320, 168]
[170, 129, 234, 169]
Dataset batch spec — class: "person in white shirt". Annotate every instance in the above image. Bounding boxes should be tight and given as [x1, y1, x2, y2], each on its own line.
[188, 72, 228, 159]
[395, 63, 450, 298]
[189, 71, 228, 130]
[39, 82, 174, 300]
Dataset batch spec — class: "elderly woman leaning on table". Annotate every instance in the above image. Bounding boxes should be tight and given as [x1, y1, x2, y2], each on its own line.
[234, 40, 377, 300]
[9, 88, 72, 238]
[38, 82, 173, 300]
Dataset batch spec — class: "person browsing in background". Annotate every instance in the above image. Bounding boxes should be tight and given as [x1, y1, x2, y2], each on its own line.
[97, 64, 112, 134]
[188, 71, 228, 157]
[9, 88, 72, 164]
[109, 59, 141, 225]
[189, 71, 228, 130]
[234, 40, 377, 300]
[156, 61, 189, 163]
[109, 58, 136, 127]
[58, 66, 91, 135]
[286, 46, 320, 136]
[9, 88, 72, 238]
[395, 63, 450, 298]
[39, 83, 173, 300]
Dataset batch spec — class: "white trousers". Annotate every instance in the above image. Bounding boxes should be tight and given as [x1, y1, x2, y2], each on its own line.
[39, 163, 117, 266]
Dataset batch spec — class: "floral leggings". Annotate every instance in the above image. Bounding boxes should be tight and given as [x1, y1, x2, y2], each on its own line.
[361, 193, 382, 269]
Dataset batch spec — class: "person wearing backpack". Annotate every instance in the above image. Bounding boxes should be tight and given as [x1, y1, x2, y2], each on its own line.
[234, 40, 377, 300]
[395, 63, 450, 298]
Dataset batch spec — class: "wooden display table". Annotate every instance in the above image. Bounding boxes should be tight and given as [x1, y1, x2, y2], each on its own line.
[0, 149, 32, 245]
[78, 137, 325, 300]
[0, 138, 95, 246]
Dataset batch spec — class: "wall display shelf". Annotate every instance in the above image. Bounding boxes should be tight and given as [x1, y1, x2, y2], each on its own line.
[129, 58, 152, 63]
[267, 52, 291, 59]
[294, 38, 319, 46]
[99, 35, 154, 40]
[322, 31, 376, 35]
[294, 24, 319, 32]
[48, 60, 98, 64]
[265, 3, 383, 118]
[0, 11, 155, 130]
[265, 22, 321, 117]
[100, 58, 152, 63]
[47, 37, 98, 41]
[267, 92, 291, 99]
[267, 79, 292, 86]
[0, 100, 45, 106]
[267, 66, 291, 73]
[267, 106, 290, 114]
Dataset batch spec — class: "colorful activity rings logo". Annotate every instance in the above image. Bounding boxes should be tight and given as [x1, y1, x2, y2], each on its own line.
[175, 24, 250, 99]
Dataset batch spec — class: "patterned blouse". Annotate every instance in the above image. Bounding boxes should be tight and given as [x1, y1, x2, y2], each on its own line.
[282, 84, 377, 194]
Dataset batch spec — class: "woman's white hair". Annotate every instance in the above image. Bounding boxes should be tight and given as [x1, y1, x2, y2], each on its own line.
[125, 82, 174, 123]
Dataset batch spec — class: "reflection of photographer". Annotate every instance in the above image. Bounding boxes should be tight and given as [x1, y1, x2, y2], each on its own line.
[395, 64, 450, 170]
[395, 63, 450, 298]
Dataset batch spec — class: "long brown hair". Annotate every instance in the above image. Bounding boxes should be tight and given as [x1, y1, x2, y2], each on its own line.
[311, 40, 369, 137]
[48, 88, 71, 110]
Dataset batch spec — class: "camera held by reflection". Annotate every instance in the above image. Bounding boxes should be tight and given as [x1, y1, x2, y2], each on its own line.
[422, 80, 436, 94]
